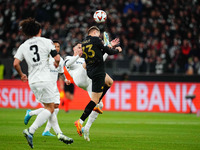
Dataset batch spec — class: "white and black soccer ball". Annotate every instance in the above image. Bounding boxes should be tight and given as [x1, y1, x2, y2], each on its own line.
[93, 10, 107, 23]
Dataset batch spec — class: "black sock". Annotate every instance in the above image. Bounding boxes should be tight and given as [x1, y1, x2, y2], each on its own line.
[99, 85, 110, 102]
[80, 101, 96, 121]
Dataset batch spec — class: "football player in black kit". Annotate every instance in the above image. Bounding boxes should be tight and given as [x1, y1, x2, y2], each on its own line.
[74, 26, 122, 136]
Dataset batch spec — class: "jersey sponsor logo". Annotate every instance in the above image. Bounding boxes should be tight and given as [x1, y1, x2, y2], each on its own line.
[50, 69, 58, 73]
[76, 61, 83, 64]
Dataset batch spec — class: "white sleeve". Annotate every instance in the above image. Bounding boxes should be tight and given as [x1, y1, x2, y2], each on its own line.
[65, 55, 80, 67]
[103, 53, 108, 61]
[14, 45, 24, 61]
[58, 58, 64, 73]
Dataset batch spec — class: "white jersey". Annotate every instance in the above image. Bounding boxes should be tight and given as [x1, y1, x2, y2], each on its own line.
[64, 55, 92, 93]
[14, 37, 56, 84]
[49, 57, 64, 82]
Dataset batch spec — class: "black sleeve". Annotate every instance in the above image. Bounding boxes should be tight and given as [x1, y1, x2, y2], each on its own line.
[50, 50, 58, 57]
[96, 38, 119, 55]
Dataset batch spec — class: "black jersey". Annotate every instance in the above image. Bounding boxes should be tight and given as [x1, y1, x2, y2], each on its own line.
[82, 35, 119, 78]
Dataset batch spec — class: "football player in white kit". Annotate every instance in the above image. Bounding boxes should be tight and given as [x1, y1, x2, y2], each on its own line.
[13, 18, 73, 148]
[23, 40, 70, 137]
[65, 38, 119, 141]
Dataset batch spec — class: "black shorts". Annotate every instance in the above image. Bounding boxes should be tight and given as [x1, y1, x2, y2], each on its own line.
[64, 83, 75, 94]
[91, 74, 106, 93]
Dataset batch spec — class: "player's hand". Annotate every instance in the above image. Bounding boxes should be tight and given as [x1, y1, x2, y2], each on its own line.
[65, 79, 71, 85]
[21, 73, 28, 82]
[54, 61, 59, 68]
[108, 44, 112, 48]
[115, 46, 122, 52]
[111, 38, 120, 47]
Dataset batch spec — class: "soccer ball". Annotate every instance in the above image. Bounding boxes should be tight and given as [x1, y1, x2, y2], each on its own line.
[93, 10, 107, 23]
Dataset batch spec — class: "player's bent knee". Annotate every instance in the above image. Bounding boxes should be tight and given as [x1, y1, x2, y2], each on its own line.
[44, 103, 55, 114]
[106, 79, 113, 87]
[54, 104, 59, 109]
[109, 79, 113, 87]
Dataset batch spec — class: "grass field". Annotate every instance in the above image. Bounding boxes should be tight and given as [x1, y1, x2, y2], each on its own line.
[0, 108, 200, 150]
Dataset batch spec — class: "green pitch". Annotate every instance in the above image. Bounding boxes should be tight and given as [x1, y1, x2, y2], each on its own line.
[0, 108, 200, 150]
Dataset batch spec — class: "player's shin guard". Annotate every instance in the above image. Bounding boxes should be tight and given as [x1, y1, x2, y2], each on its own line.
[99, 85, 110, 102]
[80, 101, 96, 122]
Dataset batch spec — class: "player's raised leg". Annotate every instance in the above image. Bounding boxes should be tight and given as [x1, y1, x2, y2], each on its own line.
[74, 91, 102, 136]
[82, 101, 103, 141]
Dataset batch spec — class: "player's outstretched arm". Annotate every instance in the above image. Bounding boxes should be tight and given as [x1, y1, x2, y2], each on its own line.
[65, 49, 82, 67]
[103, 45, 121, 55]
[65, 55, 80, 67]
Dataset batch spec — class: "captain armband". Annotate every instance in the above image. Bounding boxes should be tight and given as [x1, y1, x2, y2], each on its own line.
[50, 50, 58, 57]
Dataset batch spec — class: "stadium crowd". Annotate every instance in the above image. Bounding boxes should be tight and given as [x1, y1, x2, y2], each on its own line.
[0, 0, 200, 76]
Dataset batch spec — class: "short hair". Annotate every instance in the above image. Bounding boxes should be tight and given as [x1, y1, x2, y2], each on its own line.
[87, 26, 100, 35]
[53, 40, 60, 44]
[19, 18, 41, 37]
[72, 41, 81, 48]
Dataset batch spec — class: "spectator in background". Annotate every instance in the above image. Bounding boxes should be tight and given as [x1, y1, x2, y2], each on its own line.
[181, 39, 191, 65]
[0, 60, 5, 80]
[144, 49, 156, 73]
[121, 72, 130, 81]
[169, 39, 180, 59]
[1, 0, 200, 76]
[185, 58, 194, 75]
[155, 56, 165, 74]
[193, 56, 200, 75]
[130, 54, 144, 73]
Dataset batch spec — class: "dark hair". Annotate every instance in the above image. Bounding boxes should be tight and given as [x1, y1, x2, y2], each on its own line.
[72, 41, 81, 47]
[53, 40, 60, 44]
[87, 26, 100, 35]
[19, 18, 41, 37]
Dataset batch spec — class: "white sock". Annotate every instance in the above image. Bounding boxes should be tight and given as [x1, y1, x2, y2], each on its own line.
[49, 112, 62, 134]
[54, 108, 59, 115]
[84, 101, 103, 131]
[29, 108, 44, 116]
[44, 108, 59, 132]
[84, 111, 99, 131]
[29, 109, 51, 134]
[80, 119, 84, 125]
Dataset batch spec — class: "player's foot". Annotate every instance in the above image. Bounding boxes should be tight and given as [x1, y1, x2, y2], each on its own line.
[23, 129, 33, 149]
[57, 133, 74, 145]
[42, 131, 55, 136]
[24, 109, 32, 125]
[93, 105, 103, 114]
[74, 119, 83, 136]
[82, 127, 90, 142]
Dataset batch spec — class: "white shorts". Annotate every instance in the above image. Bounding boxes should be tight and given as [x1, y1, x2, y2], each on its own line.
[53, 85, 60, 104]
[30, 81, 59, 104]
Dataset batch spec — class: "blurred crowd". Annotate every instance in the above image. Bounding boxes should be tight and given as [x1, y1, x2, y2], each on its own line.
[0, 0, 200, 76]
